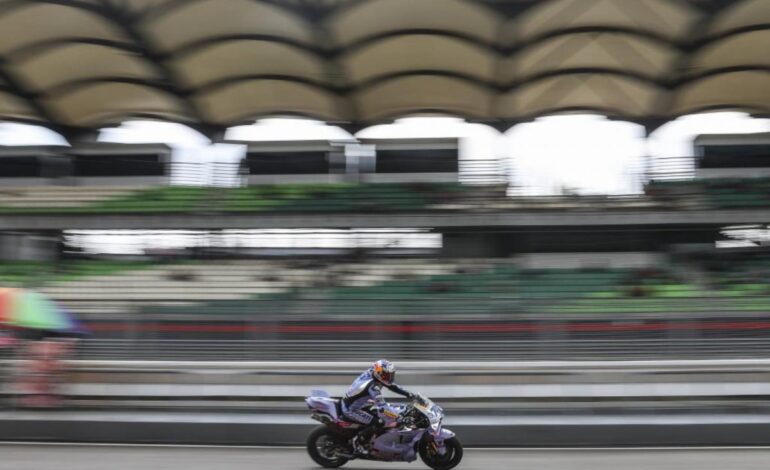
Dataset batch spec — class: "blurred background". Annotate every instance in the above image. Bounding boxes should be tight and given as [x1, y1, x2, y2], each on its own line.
[1, 0, 770, 467]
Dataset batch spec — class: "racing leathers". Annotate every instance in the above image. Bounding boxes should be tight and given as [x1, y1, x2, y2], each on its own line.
[341, 368, 412, 452]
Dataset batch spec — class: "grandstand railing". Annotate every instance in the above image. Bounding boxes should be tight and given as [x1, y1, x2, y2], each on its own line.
[174, 159, 510, 187]
[458, 158, 509, 185]
[49, 296, 770, 320]
[646, 156, 696, 181]
[71, 337, 770, 361]
[169, 162, 208, 186]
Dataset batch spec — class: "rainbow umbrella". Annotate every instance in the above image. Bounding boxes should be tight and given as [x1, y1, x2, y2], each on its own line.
[0, 288, 87, 336]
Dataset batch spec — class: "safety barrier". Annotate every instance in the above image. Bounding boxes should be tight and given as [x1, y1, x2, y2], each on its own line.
[69, 337, 770, 361]
[3, 359, 770, 446]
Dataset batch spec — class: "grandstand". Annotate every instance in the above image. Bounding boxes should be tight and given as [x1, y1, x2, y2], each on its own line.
[1, 252, 768, 327]
[0, 0, 767, 358]
[2, 128, 770, 351]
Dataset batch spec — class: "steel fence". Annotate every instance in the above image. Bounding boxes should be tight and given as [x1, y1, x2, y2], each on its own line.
[646, 155, 696, 182]
[73, 337, 770, 362]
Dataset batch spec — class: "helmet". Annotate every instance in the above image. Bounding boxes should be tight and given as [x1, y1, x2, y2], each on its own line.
[372, 359, 395, 385]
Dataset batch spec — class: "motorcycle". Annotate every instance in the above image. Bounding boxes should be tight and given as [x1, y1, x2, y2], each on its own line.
[305, 389, 463, 470]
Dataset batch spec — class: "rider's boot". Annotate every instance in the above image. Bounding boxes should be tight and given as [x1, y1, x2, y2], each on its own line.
[352, 434, 369, 455]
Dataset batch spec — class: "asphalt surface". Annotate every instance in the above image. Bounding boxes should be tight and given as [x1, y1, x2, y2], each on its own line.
[2, 445, 770, 470]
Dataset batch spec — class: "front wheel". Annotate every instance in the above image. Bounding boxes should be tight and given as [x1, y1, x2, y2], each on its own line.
[419, 436, 463, 470]
[306, 426, 350, 468]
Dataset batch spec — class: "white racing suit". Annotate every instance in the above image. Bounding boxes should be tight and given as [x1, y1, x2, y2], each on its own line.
[341, 369, 411, 449]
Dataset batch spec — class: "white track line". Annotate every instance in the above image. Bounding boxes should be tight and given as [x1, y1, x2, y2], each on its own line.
[2, 442, 770, 451]
[0, 442, 304, 449]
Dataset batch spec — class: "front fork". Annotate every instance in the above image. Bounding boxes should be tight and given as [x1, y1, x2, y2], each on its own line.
[427, 427, 455, 456]
[429, 439, 447, 456]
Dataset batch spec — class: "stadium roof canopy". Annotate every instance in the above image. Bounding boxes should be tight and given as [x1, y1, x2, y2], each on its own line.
[0, 0, 767, 140]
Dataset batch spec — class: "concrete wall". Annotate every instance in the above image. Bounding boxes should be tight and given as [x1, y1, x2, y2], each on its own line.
[696, 168, 770, 179]
[4, 416, 770, 447]
[442, 233, 505, 258]
[517, 252, 665, 269]
[0, 231, 60, 261]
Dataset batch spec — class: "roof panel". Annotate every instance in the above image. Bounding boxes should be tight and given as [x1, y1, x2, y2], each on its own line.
[171, 40, 330, 89]
[504, 0, 700, 44]
[708, 0, 770, 37]
[673, 70, 770, 115]
[0, 91, 40, 122]
[689, 30, 770, 76]
[501, 32, 680, 83]
[46, 82, 191, 126]
[122, 0, 178, 14]
[354, 75, 492, 121]
[195, 80, 348, 125]
[12, 43, 160, 93]
[342, 35, 497, 85]
[0, 3, 128, 55]
[498, 74, 664, 118]
[142, 0, 315, 53]
[328, 0, 501, 46]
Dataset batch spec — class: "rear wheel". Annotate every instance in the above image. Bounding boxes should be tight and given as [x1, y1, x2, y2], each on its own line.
[306, 426, 350, 468]
[419, 436, 463, 470]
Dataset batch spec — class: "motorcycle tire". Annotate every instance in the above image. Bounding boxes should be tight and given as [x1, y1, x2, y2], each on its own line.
[419, 436, 463, 470]
[306, 426, 350, 468]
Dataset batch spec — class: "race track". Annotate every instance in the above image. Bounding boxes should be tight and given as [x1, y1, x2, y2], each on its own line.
[2, 444, 770, 470]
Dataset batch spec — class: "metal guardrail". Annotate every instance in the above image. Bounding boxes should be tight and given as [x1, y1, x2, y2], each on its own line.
[72, 338, 770, 361]
[5, 357, 770, 417]
[49, 358, 770, 372]
[177, 159, 511, 187]
[646, 156, 696, 181]
[7, 357, 770, 399]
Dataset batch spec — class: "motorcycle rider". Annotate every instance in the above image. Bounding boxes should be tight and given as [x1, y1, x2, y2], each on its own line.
[342, 359, 414, 455]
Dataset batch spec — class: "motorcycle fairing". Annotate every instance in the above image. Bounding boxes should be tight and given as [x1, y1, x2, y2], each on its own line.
[370, 429, 424, 462]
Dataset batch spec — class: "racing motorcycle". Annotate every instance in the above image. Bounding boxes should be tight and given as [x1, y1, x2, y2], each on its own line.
[305, 390, 463, 469]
